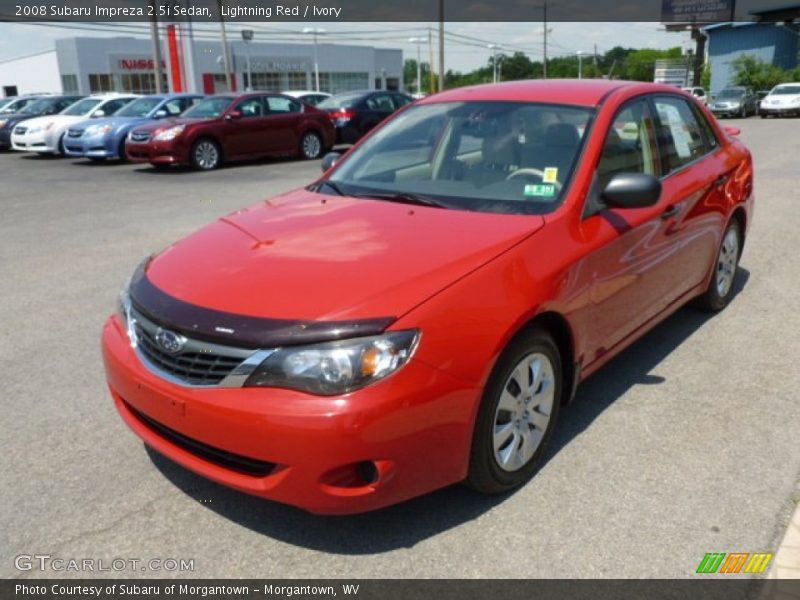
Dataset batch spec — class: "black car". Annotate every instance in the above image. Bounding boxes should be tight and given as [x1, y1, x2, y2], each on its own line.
[0, 95, 84, 150]
[317, 90, 413, 144]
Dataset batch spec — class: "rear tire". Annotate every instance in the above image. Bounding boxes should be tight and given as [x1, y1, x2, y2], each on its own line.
[190, 138, 221, 170]
[299, 131, 322, 159]
[466, 328, 562, 494]
[696, 218, 742, 311]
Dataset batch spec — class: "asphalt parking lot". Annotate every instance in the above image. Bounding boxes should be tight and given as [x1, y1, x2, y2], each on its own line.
[1, 119, 798, 579]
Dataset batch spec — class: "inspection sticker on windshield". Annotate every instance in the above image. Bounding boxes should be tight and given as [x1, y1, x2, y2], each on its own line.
[524, 184, 556, 197]
[542, 167, 558, 183]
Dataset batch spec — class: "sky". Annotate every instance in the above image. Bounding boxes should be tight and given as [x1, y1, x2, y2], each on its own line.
[0, 22, 693, 71]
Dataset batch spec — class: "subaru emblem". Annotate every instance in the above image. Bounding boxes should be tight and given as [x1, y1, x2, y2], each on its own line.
[154, 328, 187, 354]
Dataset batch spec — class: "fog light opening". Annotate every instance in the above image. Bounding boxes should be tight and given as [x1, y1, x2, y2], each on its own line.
[356, 460, 379, 485]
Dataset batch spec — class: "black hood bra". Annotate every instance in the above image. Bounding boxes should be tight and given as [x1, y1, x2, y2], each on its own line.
[128, 259, 396, 349]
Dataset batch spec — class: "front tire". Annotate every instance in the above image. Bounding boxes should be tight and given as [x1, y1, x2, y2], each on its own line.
[299, 131, 322, 159]
[190, 138, 221, 170]
[467, 328, 562, 494]
[697, 219, 742, 311]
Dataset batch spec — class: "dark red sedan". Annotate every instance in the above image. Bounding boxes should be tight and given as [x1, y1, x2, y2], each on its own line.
[104, 80, 753, 514]
[126, 92, 335, 169]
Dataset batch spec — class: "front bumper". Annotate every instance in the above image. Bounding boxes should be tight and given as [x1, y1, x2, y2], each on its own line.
[102, 315, 478, 514]
[126, 138, 189, 165]
[11, 130, 58, 153]
[710, 106, 742, 118]
[759, 105, 800, 116]
[63, 133, 121, 159]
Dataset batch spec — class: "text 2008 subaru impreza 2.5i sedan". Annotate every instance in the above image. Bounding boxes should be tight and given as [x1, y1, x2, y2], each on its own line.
[102, 80, 754, 515]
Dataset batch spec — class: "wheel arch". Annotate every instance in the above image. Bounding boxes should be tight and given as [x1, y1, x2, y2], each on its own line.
[515, 310, 578, 406]
[730, 205, 747, 251]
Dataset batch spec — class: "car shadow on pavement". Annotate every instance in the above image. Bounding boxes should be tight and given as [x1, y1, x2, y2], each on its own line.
[147, 269, 749, 554]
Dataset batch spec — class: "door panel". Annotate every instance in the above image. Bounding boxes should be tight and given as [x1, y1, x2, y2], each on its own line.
[263, 96, 303, 154]
[578, 98, 682, 362]
[223, 96, 266, 158]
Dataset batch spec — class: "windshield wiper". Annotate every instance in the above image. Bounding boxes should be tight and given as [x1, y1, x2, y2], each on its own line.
[314, 180, 346, 196]
[352, 191, 450, 209]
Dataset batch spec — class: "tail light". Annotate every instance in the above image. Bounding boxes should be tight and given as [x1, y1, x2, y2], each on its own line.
[328, 109, 356, 121]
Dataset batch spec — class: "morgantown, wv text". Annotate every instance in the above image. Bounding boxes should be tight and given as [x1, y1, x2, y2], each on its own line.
[15, 583, 360, 597]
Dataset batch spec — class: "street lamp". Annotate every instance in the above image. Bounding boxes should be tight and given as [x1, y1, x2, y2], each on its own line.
[576, 51, 583, 79]
[488, 44, 502, 83]
[409, 37, 425, 95]
[241, 29, 254, 91]
[303, 27, 325, 92]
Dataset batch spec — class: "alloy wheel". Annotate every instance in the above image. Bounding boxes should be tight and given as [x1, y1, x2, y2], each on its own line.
[492, 352, 555, 472]
[716, 227, 739, 298]
[301, 133, 322, 159]
[194, 141, 219, 170]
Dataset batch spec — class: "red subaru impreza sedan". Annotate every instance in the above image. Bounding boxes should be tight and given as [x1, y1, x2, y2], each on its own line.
[103, 80, 754, 514]
[125, 92, 335, 169]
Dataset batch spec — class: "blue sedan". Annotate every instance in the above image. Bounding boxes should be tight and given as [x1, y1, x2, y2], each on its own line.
[63, 93, 204, 161]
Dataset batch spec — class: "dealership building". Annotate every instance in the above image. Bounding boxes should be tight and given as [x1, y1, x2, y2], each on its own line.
[0, 35, 404, 98]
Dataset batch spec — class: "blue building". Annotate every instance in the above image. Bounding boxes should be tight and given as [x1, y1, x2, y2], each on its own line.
[704, 21, 799, 94]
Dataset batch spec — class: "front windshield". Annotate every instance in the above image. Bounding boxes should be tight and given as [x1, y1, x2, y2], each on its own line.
[324, 101, 594, 215]
[718, 89, 744, 99]
[317, 93, 363, 109]
[115, 97, 163, 117]
[61, 98, 102, 116]
[19, 99, 54, 114]
[772, 85, 800, 95]
[181, 97, 232, 118]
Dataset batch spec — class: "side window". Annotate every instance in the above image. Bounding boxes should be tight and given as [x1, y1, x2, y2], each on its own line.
[690, 103, 718, 151]
[236, 97, 264, 117]
[266, 96, 301, 114]
[393, 94, 412, 109]
[653, 96, 710, 173]
[595, 99, 659, 191]
[367, 94, 395, 111]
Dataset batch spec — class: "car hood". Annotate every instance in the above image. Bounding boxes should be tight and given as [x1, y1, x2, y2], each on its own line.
[73, 115, 153, 131]
[144, 189, 544, 322]
[19, 114, 90, 130]
[134, 116, 212, 132]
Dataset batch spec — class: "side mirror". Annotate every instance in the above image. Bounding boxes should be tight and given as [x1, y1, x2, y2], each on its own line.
[321, 152, 341, 172]
[723, 126, 741, 137]
[601, 172, 661, 209]
[153, 109, 168, 118]
[92, 109, 105, 118]
[225, 110, 242, 121]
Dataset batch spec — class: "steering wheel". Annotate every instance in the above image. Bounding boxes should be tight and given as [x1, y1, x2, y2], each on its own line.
[506, 168, 563, 190]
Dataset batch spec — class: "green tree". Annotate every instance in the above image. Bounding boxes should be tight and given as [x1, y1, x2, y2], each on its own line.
[622, 47, 683, 81]
[731, 55, 793, 90]
[700, 64, 711, 89]
[404, 59, 431, 94]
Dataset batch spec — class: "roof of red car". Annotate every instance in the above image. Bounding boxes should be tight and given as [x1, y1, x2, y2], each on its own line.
[418, 79, 660, 107]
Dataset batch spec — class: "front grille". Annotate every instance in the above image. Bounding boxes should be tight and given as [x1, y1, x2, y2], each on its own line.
[67, 128, 83, 138]
[130, 131, 150, 143]
[124, 401, 277, 477]
[135, 323, 243, 385]
[14, 126, 26, 135]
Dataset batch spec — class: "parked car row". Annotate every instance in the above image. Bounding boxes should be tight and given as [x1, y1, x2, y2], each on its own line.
[0, 89, 412, 170]
[707, 84, 800, 118]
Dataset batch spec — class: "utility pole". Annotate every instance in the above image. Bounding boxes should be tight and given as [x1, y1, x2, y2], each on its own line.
[428, 27, 436, 94]
[217, 0, 233, 91]
[488, 44, 502, 83]
[241, 29, 254, 90]
[577, 51, 583, 79]
[409, 37, 425, 94]
[542, 1, 548, 79]
[149, 0, 164, 92]
[438, 0, 445, 92]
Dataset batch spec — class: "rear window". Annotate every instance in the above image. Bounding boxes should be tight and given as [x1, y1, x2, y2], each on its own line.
[317, 93, 363, 109]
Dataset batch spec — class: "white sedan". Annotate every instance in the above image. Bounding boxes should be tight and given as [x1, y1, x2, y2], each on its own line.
[759, 83, 800, 118]
[11, 94, 137, 155]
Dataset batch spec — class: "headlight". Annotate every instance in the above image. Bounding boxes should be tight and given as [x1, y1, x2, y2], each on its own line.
[0, 119, 7, 128]
[87, 124, 114, 136]
[153, 125, 185, 141]
[117, 275, 137, 348]
[244, 331, 420, 395]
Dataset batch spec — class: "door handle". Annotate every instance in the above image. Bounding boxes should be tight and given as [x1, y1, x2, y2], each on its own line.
[661, 204, 680, 219]
[714, 173, 730, 187]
